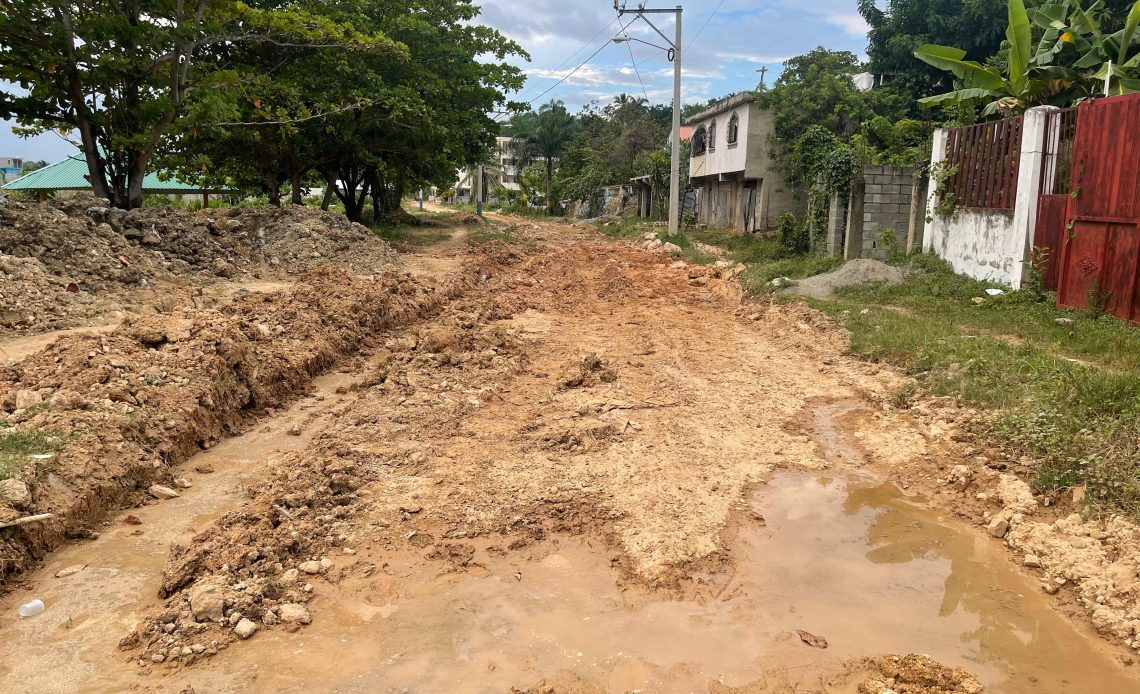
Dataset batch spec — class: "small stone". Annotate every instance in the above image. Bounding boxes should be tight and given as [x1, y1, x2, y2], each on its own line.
[151, 653, 166, 664]
[286, 425, 302, 437]
[1043, 582, 1060, 595]
[148, 484, 180, 500]
[188, 582, 227, 623]
[173, 478, 193, 489]
[1055, 317, 1074, 325]
[233, 618, 258, 639]
[987, 517, 1010, 538]
[1024, 554, 1043, 568]
[342, 547, 356, 555]
[298, 561, 321, 575]
[14, 389, 43, 410]
[277, 603, 312, 626]
[278, 568, 299, 586]
[190, 644, 206, 654]
[0, 479, 31, 507]
[319, 557, 334, 570]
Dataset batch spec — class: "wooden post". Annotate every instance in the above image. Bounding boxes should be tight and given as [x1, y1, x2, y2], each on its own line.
[202, 191, 210, 208]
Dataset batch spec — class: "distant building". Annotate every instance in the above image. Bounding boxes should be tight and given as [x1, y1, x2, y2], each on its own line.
[0, 157, 23, 183]
[455, 137, 521, 203]
[1, 153, 232, 203]
[687, 93, 804, 232]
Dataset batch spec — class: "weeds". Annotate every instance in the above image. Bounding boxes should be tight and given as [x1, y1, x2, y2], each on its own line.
[0, 428, 65, 481]
[809, 253, 1140, 520]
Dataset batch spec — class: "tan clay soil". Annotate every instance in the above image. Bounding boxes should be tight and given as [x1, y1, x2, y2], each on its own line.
[0, 199, 400, 333]
[1, 211, 1139, 693]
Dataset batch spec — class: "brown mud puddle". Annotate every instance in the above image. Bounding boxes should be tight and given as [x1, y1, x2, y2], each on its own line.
[122, 474, 1137, 694]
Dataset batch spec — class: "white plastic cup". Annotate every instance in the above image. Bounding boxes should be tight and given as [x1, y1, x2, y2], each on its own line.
[18, 599, 44, 618]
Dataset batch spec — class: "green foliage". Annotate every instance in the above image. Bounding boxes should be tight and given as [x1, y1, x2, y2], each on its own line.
[777, 212, 811, 255]
[914, 0, 1140, 115]
[509, 100, 578, 215]
[0, 0, 403, 209]
[0, 427, 65, 481]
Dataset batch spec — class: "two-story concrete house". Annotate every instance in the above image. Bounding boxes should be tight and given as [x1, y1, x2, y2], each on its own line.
[687, 93, 803, 232]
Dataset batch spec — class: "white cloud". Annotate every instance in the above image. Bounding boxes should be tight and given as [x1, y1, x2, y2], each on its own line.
[824, 12, 870, 37]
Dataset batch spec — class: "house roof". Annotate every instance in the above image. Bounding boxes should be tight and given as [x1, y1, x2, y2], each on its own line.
[685, 92, 755, 125]
[670, 125, 694, 143]
[1, 154, 228, 193]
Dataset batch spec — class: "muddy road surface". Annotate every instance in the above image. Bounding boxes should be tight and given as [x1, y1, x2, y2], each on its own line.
[1, 214, 1138, 693]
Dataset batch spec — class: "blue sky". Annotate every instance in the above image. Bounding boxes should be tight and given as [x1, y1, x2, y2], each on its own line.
[0, 0, 870, 163]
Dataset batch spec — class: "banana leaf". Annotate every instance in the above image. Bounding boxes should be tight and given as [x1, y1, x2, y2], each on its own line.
[918, 88, 997, 108]
[914, 45, 1006, 90]
[1008, 0, 1033, 94]
[1120, 1, 1140, 65]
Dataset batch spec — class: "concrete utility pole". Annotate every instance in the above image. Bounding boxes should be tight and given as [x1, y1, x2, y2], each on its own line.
[476, 164, 483, 216]
[614, 2, 682, 237]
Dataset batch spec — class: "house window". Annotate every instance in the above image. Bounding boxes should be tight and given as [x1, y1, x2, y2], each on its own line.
[692, 126, 708, 156]
[708, 121, 717, 152]
[727, 114, 739, 147]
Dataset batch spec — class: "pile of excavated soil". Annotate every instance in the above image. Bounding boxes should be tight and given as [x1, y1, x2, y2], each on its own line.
[0, 200, 399, 333]
[858, 655, 983, 694]
[0, 256, 494, 586]
[783, 259, 905, 300]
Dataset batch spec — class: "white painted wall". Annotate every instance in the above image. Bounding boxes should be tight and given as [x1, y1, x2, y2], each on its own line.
[689, 104, 750, 177]
[922, 107, 1054, 290]
[924, 209, 1023, 286]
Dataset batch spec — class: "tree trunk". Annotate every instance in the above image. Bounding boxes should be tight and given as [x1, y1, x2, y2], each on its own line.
[320, 169, 337, 211]
[290, 174, 304, 205]
[126, 152, 147, 210]
[545, 157, 554, 216]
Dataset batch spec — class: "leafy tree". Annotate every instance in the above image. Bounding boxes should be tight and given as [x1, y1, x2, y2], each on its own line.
[0, 0, 392, 209]
[20, 160, 48, 174]
[161, 0, 525, 222]
[915, 0, 1140, 115]
[510, 100, 578, 215]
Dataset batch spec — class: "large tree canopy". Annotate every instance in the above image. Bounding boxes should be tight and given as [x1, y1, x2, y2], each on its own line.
[0, 0, 395, 208]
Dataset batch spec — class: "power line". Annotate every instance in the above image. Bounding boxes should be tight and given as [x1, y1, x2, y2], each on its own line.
[499, 15, 635, 120]
[505, 16, 621, 110]
[626, 40, 650, 102]
[685, 0, 727, 52]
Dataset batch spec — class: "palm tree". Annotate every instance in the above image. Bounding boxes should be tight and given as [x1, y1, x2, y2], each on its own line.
[509, 100, 578, 215]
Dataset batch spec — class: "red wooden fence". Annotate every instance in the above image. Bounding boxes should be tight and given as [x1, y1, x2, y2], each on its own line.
[1056, 93, 1140, 322]
[942, 116, 1024, 211]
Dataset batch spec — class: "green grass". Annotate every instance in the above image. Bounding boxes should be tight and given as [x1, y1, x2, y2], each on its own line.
[374, 224, 453, 246]
[0, 428, 65, 482]
[595, 217, 843, 291]
[804, 254, 1140, 519]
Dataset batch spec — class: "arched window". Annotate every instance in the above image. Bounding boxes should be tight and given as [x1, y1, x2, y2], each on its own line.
[692, 126, 708, 156]
[708, 120, 717, 152]
[727, 113, 740, 146]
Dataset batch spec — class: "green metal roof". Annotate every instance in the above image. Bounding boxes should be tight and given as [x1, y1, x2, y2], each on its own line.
[1, 154, 226, 193]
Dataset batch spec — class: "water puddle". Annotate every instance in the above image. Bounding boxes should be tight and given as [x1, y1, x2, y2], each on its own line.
[166, 475, 1138, 694]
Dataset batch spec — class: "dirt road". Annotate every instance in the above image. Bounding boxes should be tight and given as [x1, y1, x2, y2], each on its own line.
[1, 214, 1138, 693]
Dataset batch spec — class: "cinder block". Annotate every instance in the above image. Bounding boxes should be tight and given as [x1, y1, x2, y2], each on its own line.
[865, 183, 884, 195]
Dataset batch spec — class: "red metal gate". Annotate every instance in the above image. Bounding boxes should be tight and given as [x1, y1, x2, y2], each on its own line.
[1033, 107, 1078, 291]
[1056, 93, 1140, 321]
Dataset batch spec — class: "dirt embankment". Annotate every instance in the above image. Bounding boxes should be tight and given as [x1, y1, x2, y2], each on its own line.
[0, 250, 504, 586]
[0, 200, 399, 333]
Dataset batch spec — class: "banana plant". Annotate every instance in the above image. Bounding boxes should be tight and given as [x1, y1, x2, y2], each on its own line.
[915, 0, 1140, 114]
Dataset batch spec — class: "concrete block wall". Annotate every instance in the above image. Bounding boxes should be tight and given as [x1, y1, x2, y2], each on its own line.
[861, 165, 916, 260]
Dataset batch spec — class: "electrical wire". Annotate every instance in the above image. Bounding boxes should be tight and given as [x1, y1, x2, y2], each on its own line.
[499, 15, 636, 119]
[495, 16, 623, 121]
[626, 40, 650, 102]
[685, 0, 728, 52]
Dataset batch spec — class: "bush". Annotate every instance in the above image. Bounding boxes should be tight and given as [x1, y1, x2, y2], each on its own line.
[778, 212, 810, 255]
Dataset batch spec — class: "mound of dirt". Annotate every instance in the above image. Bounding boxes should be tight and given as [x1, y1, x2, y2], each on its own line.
[783, 259, 905, 300]
[0, 259, 488, 587]
[859, 654, 983, 693]
[0, 199, 399, 333]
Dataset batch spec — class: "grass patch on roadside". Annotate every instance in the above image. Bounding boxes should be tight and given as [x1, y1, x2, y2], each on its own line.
[373, 224, 453, 246]
[808, 254, 1140, 519]
[0, 428, 65, 481]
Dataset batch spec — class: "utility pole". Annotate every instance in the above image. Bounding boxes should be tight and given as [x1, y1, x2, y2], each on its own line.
[614, 2, 682, 237]
[476, 164, 483, 216]
[756, 66, 768, 88]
